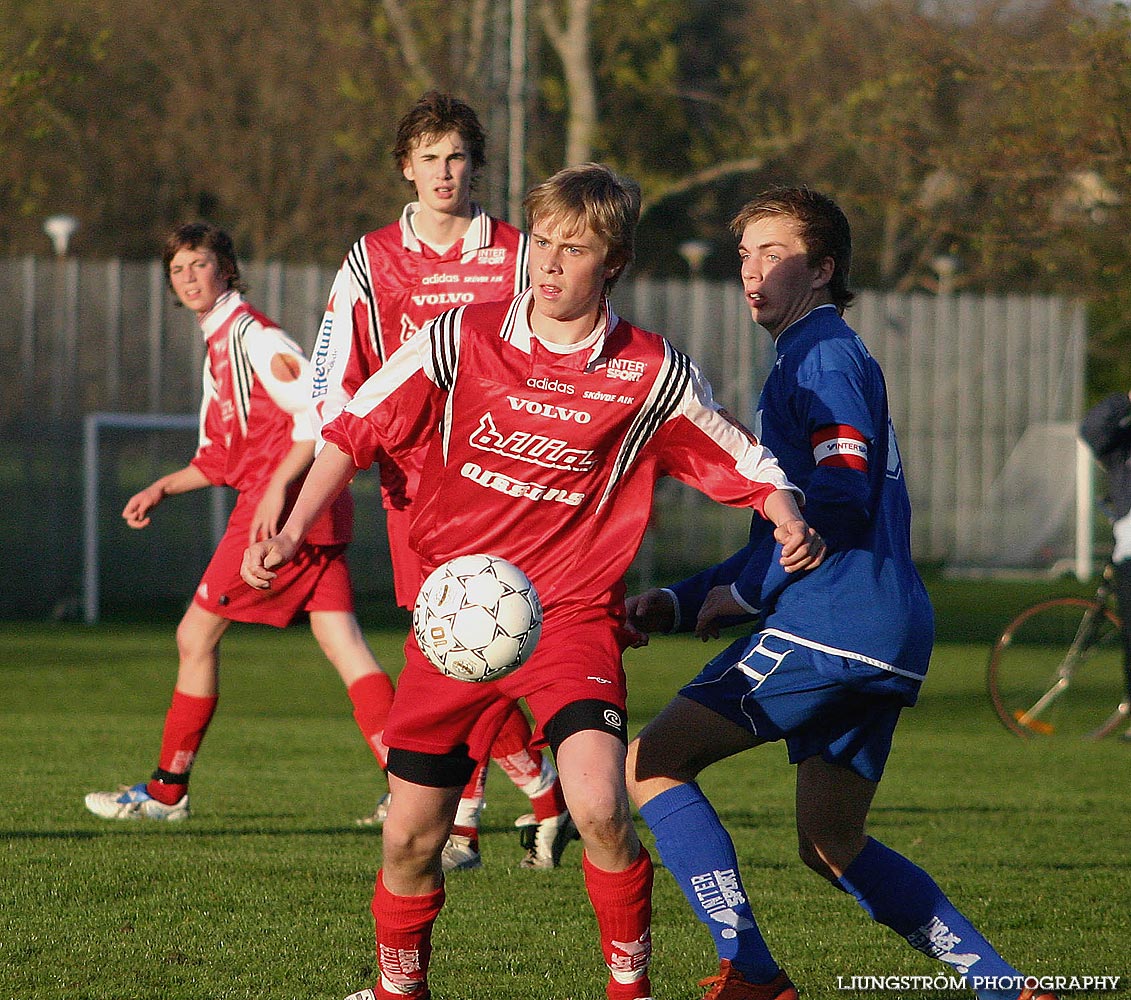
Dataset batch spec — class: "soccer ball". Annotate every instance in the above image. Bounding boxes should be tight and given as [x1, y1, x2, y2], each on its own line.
[412, 554, 543, 682]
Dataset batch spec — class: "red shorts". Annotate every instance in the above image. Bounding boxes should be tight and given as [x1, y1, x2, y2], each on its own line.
[384, 610, 630, 761]
[193, 520, 355, 628]
[385, 504, 423, 611]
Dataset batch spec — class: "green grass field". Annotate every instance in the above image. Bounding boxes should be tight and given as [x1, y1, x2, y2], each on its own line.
[2, 581, 1129, 1000]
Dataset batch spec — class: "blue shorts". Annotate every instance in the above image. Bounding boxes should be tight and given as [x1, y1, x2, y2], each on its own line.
[679, 630, 904, 782]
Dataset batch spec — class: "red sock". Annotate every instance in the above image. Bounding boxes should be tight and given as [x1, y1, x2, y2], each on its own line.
[371, 869, 444, 999]
[146, 690, 218, 805]
[488, 706, 567, 819]
[489, 702, 535, 760]
[348, 671, 396, 768]
[583, 846, 654, 1000]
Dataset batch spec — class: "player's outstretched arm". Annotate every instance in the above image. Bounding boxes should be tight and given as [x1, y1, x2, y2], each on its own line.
[122, 465, 212, 529]
[241, 443, 357, 589]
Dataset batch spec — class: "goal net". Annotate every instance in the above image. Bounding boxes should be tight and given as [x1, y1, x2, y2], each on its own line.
[81, 411, 398, 623]
[82, 412, 232, 623]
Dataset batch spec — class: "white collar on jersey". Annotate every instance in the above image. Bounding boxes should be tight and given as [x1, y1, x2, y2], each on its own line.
[502, 288, 621, 371]
[399, 202, 491, 257]
[197, 289, 243, 338]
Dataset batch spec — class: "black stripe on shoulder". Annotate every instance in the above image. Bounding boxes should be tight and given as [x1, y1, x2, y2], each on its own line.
[346, 242, 383, 363]
[612, 342, 692, 483]
[345, 241, 371, 296]
[428, 307, 462, 392]
[229, 314, 256, 428]
[515, 233, 531, 293]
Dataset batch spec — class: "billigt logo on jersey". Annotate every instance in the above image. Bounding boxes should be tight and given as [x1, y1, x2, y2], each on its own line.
[470, 412, 597, 472]
[400, 314, 420, 344]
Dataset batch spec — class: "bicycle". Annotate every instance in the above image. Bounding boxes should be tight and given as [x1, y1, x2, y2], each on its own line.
[987, 559, 1131, 739]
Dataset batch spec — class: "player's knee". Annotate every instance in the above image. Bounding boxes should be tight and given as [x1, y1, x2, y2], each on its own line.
[570, 794, 634, 852]
[796, 826, 864, 883]
[797, 836, 831, 878]
[380, 821, 448, 877]
[174, 616, 214, 664]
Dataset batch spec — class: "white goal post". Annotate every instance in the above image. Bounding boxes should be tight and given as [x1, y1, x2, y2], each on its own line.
[82, 412, 228, 623]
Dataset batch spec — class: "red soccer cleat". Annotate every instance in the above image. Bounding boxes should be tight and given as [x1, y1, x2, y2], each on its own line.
[697, 962, 799, 1000]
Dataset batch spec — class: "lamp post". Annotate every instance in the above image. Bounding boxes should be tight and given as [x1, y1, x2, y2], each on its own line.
[931, 254, 959, 296]
[44, 214, 79, 257]
[506, 0, 527, 226]
[44, 215, 80, 417]
[677, 239, 711, 277]
[41, 214, 81, 610]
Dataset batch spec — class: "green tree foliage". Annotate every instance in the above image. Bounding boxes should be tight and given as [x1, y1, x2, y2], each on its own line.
[0, 5, 106, 247]
[2, 0, 1131, 389]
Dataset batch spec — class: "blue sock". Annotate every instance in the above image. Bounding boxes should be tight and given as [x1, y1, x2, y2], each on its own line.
[838, 838, 1023, 999]
[638, 783, 779, 982]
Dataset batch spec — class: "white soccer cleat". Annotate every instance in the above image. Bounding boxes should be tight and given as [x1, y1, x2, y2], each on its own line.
[344, 989, 429, 1000]
[356, 791, 391, 827]
[440, 834, 482, 871]
[84, 782, 190, 821]
[516, 809, 578, 869]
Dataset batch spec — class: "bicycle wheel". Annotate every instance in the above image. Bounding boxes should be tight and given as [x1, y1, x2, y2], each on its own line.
[987, 597, 1125, 739]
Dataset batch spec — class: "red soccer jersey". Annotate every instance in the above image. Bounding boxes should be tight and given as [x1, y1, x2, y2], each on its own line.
[311, 204, 528, 511]
[323, 291, 799, 617]
[191, 291, 350, 546]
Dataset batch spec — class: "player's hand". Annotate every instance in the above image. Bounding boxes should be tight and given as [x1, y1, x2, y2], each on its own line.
[694, 584, 750, 641]
[241, 534, 297, 589]
[622, 620, 650, 649]
[774, 519, 826, 572]
[626, 588, 676, 639]
[249, 488, 286, 544]
[122, 484, 164, 529]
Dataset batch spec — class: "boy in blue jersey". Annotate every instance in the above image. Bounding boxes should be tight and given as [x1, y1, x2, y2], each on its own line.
[625, 187, 1055, 1000]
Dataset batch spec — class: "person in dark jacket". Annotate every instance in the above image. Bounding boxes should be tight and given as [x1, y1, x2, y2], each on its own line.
[1079, 389, 1131, 737]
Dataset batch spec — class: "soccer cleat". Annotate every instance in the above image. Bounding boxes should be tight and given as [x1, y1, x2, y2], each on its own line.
[1018, 988, 1057, 1000]
[356, 791, 391, 827]
[84, 782, 190, 822]
[515, 809, 579, 869]
[697, 962, 798, 1000]
[440, 834, 482, 871]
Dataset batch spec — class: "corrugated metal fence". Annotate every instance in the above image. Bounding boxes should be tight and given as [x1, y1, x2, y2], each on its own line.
[0, 256, 1088, 619]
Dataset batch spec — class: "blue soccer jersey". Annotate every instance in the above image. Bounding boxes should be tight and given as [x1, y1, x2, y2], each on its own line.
[671, 304, 934, 702]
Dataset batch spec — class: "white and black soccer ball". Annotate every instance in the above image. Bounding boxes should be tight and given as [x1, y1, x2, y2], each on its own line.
[412, 553, 543, 682]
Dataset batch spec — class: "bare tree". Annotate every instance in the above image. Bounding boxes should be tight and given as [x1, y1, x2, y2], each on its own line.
[539, 0, 597, 165]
